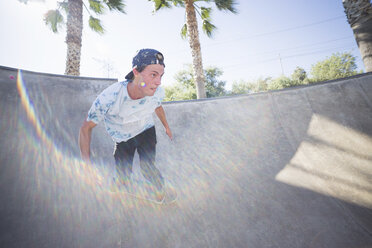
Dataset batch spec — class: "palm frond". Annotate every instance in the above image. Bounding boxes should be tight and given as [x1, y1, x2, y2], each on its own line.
[181, 23, 187, 39]
[214, 0, 237, 13]
[89, 0, 105, 14]
[149, 0, 172, 11]
[17, 0, 28, 4]
[89, 16, 105, 34]
[202, 20, 216, 38]
[44, 9, 64, 33]
[200, 7, 212, 20]
[57, 1, 68, 14]
[171, 0, 184, 7]
[199, 7, 215, 37]
[104, 0, 126, 13]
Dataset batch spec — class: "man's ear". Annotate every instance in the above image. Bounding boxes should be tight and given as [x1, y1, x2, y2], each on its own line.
[133, 68, 139, 77]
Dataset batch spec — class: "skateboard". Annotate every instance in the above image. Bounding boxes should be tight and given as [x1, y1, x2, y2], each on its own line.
[109, 179, 178, 205]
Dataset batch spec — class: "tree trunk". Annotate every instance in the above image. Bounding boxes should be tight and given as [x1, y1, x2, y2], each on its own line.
[185, 0, 206, 99]
[343, 0, 372, 72]
[351, 18, 372, 72]
[65, 0, 83, 76]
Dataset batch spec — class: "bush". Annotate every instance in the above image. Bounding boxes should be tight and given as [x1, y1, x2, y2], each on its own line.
[310, 52, 358, 82]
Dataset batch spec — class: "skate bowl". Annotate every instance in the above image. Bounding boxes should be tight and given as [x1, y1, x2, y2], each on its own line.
[0, 65, 371, 247]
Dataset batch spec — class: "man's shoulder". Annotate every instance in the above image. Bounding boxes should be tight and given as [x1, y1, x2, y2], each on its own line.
[100, 80, 128, 97]
[154, 86, 165, 99]
[107, 80, 128, 90]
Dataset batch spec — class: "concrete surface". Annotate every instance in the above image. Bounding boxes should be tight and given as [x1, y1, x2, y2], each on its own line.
[0, 65, 371, 247]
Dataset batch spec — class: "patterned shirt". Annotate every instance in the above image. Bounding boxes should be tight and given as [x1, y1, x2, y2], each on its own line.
[87, 80, 164, 142]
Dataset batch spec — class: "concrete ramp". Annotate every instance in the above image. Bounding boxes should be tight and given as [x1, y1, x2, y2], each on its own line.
[0, 65, 371, 247]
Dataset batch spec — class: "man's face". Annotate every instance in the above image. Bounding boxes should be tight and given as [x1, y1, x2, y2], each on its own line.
[138, 64, 164, 96]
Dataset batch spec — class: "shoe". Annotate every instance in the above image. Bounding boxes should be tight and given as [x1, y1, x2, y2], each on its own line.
[155, 190, 166, 203]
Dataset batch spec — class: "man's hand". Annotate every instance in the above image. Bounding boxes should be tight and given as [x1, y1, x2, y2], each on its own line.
[165, 127, 173, 140]
[155, 106, 173, 140]
[79, 120, 97, 163]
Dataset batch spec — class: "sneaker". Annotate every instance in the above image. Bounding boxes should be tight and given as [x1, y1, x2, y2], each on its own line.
[153, 186, 178, 204]
[155, 190, 166, 203]
[163, 187, 178, 204]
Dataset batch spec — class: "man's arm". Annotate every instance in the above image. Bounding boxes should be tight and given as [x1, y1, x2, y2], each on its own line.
[155, 106, 172, 140]
[79, 119, 97, 163]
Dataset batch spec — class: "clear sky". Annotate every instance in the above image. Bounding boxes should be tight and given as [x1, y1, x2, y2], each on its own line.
[0, 0, 364, 90]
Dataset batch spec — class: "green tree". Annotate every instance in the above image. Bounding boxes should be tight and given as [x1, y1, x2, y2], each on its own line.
[165, 65, 197, 101]
[164, 83, 196, 101]
[20, 0, 125, 76]
[267, 75, 293, 90]
[310, 52, 358, 82]
[148, 0, 237, 99]
[291, 66, 308, 85]
[231, 77, 271, 95]
[204, 67, 226, 98]
[343, 0, 372, 72]
[164, 65, 226, 101]
[231, 80, 255, 95]
[256, 77, 270, 92]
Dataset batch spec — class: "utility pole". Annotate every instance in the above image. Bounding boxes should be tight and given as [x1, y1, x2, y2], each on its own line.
[278, 54, 284, 75]
[92, 57, 114, 78]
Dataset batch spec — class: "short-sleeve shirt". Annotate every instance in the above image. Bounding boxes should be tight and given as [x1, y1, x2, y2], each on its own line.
[87, 80, 164, 142]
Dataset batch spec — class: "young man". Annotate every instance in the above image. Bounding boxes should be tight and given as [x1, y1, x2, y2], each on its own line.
[79, 48, 172, 202]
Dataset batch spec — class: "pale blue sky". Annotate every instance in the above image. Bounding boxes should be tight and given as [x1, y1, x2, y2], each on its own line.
[0, 0, 364, 90]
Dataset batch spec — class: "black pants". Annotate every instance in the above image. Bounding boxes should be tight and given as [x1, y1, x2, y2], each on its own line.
[113, 127, 164, 191]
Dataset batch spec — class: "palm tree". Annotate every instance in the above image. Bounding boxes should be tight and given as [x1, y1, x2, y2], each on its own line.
[20, 0, 125, 76]
[149, 0, 237, 99]
[343, 0, 372, 72]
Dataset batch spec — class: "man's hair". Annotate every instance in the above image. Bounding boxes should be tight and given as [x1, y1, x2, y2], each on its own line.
[136, 65, 146, 73]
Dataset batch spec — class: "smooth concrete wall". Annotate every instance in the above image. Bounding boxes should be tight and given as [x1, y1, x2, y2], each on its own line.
[0, 65, 371, 247]
[0, 66, 117, 161]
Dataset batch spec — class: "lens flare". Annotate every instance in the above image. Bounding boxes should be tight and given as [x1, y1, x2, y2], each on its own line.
[15, 70, 168, 212]
[15, 69, 256, 213]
